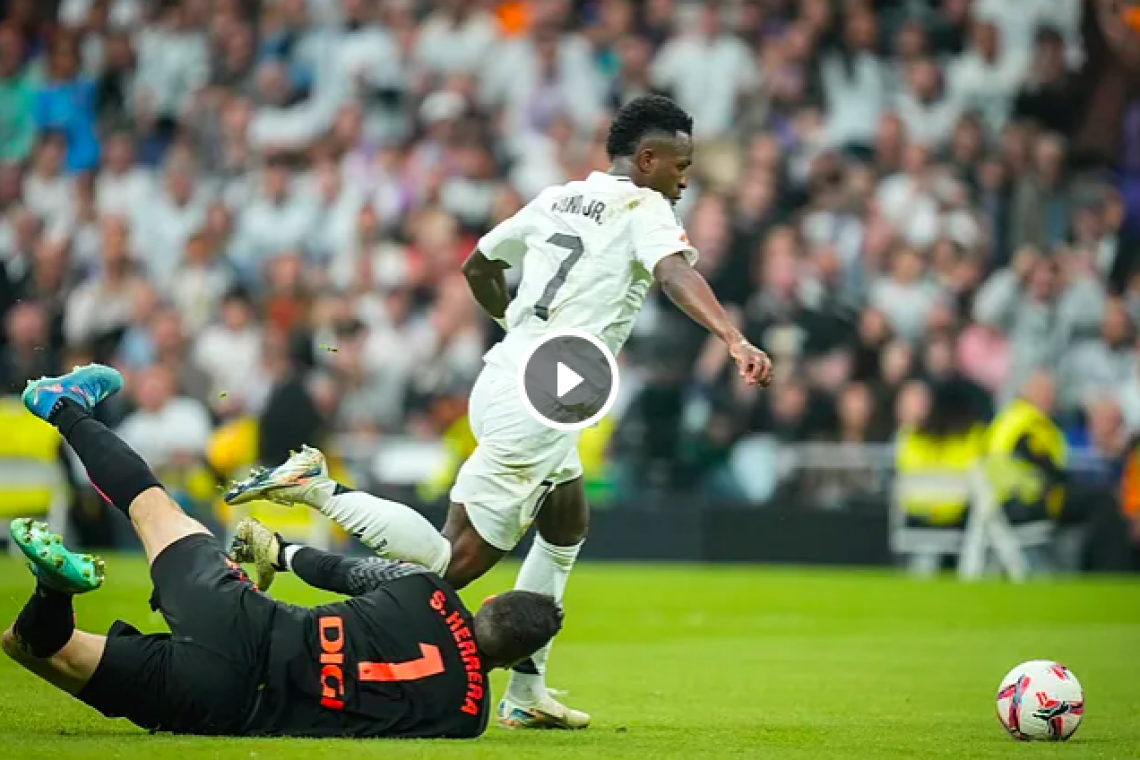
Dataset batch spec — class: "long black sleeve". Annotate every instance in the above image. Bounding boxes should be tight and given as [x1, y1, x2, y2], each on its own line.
[288, 546, 426, 597]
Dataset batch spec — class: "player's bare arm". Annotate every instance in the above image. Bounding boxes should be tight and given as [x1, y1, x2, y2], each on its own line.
[461, 249, 511, 321]
[655, 252, 773, 387]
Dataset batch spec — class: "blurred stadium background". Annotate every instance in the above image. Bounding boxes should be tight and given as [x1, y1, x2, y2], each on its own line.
[1, 0, 1139, 578]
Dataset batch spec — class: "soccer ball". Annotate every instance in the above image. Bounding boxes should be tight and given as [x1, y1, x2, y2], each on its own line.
[995, 660, 1084, 741]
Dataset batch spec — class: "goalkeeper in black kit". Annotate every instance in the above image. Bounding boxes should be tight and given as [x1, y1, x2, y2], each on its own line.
[3, 364, 561, 738]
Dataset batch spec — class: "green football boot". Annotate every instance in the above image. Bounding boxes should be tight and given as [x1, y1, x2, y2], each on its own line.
[10, 518, 105, 594]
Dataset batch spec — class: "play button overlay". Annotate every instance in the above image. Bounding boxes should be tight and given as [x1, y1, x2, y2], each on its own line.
[557, 363, 583, 397]
[518, 328, 620, 431]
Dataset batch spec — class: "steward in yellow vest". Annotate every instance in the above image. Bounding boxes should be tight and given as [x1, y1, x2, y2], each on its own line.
[0, 397, 67, 518]
[985, 372, 1066, 524]
[895, 381, 988, 528]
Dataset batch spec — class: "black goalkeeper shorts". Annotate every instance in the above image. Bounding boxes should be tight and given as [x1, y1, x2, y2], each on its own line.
[75, 533, 279, 735]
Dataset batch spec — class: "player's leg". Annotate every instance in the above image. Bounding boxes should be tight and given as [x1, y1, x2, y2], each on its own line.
[439, 501, 507, 589]
[2, 628, 107, 695]
[222, 361, 518, 585]
[24, 365, 275, 730]
[500, 461, 589, 730]
[4, 578, 192, 735]
[2, 519, 107, 695]
[224, 445, 511, 589]
[4, 521, 254, 735]
[225, 367, 526, 589]
[224, 445, 459, 578]
[22, 366, 210, 562]
[440, 366, 573, 587]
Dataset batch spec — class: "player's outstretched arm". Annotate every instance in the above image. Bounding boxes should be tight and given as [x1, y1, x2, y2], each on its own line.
[285, 544, 426, 597]
[461, 249, 511, 323]
[655, 253, 773, 387]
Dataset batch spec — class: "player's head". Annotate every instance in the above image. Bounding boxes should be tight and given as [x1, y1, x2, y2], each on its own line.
[606, 95, 694, 204]
[472, 591, 563, 669]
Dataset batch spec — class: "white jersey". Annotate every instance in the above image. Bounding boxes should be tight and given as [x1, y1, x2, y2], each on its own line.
[477, 171, 697, 370]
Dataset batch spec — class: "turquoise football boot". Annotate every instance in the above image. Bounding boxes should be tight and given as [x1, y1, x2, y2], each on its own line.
[21, 364, 124, 422]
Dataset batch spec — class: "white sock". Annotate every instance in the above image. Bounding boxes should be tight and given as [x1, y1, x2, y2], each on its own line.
[316, 490, 451, 575]
[505, 535, 582, 706]
[281, 543, 303, 570]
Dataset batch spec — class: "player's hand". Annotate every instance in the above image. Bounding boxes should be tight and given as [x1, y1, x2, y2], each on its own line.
[728, 337, 772, 387]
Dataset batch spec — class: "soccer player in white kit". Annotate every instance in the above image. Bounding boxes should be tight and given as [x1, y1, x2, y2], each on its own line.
[225, 95, 772, 729]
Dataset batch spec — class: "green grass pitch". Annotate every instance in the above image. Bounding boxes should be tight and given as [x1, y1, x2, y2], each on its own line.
[0, 555, 1137, 760]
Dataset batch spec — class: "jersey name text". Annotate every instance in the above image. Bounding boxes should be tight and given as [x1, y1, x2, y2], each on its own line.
[551, 195, 606, 225]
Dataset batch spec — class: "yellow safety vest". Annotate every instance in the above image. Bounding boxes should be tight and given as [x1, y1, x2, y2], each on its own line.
[985, 399, 1066, 518]
[0, 398, 64, 517]
[895, 425, 987, 525]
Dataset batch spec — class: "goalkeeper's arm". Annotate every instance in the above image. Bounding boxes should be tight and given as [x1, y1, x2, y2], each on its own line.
[278, 542, 426, 596]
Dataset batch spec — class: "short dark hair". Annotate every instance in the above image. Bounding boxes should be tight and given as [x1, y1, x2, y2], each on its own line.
[1035, 26, 1064, 47]
[606, 95, 693, 159]
[221, 286, 253, 308]
[473, 591, 563, 667]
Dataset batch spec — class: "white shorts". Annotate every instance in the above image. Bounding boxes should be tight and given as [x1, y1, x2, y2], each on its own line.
[450, 365, 582, 552]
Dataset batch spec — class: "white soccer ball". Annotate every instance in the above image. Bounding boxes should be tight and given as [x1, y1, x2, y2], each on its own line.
[995, 660, 1085, 741]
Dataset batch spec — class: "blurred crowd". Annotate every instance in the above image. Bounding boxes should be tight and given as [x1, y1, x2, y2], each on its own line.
[0, 0, 1138, 508]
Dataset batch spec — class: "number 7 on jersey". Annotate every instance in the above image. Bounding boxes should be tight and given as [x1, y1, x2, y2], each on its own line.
[534, 233, 585, 320]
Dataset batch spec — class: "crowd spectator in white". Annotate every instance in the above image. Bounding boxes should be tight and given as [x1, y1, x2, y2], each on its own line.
[192, 287, 262, 415]
[414, 0, 499, 83]
[1059, 297, 1137, 413]
[247, 62, 327, 155]
[95, 131, 154, 218]
[302, 156, 365, 262]
[820, 6, 888, 150]
[894, 57, 962, 149]
[974, 249, 1105, 403]
[63, 215, 147, 348]
[870, 245, 948, 343]
[168, 232, 235, 335]
[327, 0, 408, 145]
[946, 20, 1024, 133]
[132, 158, 209, 289]
[973, 0, 1082, 72]
[651, 3, 756, 141]
[58, 0, 140, 32]
[875, 144, 950, 248]
[132, 0, 207, 127]
[117, 363, 212, 470]
[232, 160, 316, 276]
[490, 22, 605, 144]
[23, 136, 74, 231]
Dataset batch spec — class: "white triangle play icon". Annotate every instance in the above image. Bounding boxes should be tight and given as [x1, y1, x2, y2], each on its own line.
[556, 362, 583, 399]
